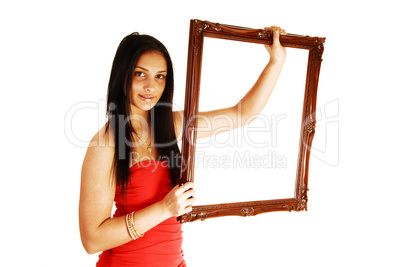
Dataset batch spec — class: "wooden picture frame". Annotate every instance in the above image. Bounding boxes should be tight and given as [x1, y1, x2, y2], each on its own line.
[179, 19, 325, 223]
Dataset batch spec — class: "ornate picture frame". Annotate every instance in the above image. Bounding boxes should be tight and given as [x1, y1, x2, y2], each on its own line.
[179, 19, 325, 223]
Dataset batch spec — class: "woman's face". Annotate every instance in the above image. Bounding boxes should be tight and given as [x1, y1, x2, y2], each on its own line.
[130, 51, 167, 112]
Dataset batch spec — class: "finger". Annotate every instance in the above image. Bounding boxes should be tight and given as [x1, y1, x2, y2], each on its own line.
[182, 182, 194, 192]
[274, 26, 286, 35]
[186, 196, 197, 205]
[182, 188, 196, 199]
[272, 26, 280, 46]
[264, 26, 285, 34]
[183, 205, 193, 214]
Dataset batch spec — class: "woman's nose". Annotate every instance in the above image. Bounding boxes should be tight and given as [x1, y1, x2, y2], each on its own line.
[144, 78, 155, 92]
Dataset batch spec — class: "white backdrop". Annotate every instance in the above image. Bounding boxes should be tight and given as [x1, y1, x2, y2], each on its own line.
[1, 1, 401, 266]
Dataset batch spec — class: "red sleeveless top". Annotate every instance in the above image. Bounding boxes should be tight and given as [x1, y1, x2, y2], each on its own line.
[96, 161, 186, 267]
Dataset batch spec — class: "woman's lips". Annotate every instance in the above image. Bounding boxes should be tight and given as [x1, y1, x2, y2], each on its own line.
[139, 94, 154, 102]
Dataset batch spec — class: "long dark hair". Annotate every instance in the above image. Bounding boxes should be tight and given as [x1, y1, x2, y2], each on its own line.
[105, 32, 181, 195]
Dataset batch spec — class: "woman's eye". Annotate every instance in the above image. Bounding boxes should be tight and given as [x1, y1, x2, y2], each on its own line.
[156, 74, 165, 79]
[134, 72, 145, 77]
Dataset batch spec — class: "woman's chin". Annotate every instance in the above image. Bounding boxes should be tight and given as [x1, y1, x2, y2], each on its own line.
[131, 102, 155, 113]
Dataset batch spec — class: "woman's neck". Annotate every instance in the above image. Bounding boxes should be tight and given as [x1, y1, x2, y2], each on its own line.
[129, 105, 151, 140]
[130, 105, 150, 127]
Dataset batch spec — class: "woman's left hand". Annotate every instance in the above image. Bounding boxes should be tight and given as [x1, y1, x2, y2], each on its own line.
[264, 26, 287, 64]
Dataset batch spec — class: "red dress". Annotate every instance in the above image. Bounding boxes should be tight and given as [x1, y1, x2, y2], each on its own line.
[96, 160, 186, 267]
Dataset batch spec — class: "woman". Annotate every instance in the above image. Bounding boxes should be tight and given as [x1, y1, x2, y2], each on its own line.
[79, 26, 286, 266]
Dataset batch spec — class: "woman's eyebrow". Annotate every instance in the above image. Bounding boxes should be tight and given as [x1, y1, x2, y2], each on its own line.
[134, 66, 167, 73]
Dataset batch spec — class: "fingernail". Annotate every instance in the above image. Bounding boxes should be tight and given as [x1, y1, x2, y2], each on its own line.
[274, 28, 279, 33]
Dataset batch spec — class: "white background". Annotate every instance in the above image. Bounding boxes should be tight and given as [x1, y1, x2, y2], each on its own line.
[1, 0, 401, 266]
[195, 38, 309, 204]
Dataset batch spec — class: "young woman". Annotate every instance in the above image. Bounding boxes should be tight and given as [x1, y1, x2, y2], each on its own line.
[79, 26, 286, 266]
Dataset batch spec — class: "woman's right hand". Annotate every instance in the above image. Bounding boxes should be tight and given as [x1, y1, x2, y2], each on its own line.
[264, 26, 287, 65]
[161, 182, 196, 217]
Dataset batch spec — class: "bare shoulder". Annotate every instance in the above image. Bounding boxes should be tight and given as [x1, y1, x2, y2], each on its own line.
[81, 123, 115, 188]
[89, 123, 115, 148]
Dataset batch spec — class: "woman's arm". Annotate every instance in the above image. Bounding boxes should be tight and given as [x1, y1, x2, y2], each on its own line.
[236, 26, 287, 121]
[173, 26, 286, 140]
[79, 125, 196, 255]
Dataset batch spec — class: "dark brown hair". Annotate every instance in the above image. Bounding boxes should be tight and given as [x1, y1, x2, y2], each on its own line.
[105, 33, 181, 195]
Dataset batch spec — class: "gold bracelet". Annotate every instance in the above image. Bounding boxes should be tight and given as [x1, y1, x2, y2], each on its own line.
[125, 213, 136, 240]
[131, 212, 140, 239]
[131, 211, 144, 238]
